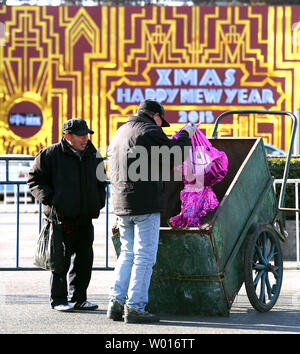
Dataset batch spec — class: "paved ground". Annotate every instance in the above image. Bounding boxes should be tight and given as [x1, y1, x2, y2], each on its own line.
[1, 205, 300, 338]
[0, 268, 300, 335]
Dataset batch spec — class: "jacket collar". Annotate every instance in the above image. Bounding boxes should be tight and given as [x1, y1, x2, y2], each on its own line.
[127, 113, 157, 126]
[60, 137, 96, 156]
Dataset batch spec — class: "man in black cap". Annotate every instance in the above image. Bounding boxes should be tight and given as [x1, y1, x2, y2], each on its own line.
[136, 99, 170, 128]
[107, 100, 196, 323]
[27, 118, 107, 312]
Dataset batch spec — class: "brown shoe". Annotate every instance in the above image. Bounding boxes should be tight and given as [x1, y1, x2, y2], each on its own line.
[107, 299, 124, 321]
[124, 305, 160, 323]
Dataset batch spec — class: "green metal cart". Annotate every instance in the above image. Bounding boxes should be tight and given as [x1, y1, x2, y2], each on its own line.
[112, 110, 298, 316]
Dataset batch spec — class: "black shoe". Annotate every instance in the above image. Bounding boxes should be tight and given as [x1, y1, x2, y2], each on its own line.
[107, 299, 124, 321]
[73, 301, 98, 311]
[124, 305, 160, 323]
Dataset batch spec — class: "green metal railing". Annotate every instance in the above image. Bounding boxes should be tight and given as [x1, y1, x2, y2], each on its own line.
[211, 110, 299, 212]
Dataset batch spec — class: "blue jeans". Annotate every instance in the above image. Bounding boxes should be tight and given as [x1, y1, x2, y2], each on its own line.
[109, 213, 160, 312]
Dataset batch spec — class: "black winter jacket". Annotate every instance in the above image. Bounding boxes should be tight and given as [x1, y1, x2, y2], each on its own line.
[107, 113, 192, 216]
[27, 138, 107, 224]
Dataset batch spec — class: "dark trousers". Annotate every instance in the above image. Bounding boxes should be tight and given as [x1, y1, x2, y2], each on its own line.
[50, 222, 94, 307]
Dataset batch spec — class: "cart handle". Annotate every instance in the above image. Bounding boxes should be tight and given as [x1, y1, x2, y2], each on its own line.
[211, 110, 298, 212]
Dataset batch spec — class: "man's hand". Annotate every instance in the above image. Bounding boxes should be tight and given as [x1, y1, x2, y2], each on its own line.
[183, 123, 197, 138]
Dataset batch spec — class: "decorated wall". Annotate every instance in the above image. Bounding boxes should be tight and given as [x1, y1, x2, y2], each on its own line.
[0, 5, 299, 155]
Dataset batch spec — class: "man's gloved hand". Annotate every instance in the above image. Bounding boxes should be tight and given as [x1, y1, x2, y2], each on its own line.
[183, 123, 197, 138]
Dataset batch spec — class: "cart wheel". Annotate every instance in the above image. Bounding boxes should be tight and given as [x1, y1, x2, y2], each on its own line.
[244, 225, 283, 312]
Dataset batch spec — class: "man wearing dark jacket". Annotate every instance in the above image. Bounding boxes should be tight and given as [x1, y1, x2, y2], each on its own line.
[107, 100, 196, 323]
[27, 118, 107, 312]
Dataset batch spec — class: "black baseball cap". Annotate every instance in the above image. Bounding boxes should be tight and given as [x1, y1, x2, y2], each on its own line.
[62, 118, 94, 136]
[137, 100, 170, 127]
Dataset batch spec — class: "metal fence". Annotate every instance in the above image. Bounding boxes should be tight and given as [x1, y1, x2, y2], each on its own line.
[1, 156, 300, 270]
[274, 179, 300, 269]
[0, 156, 113, 271]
